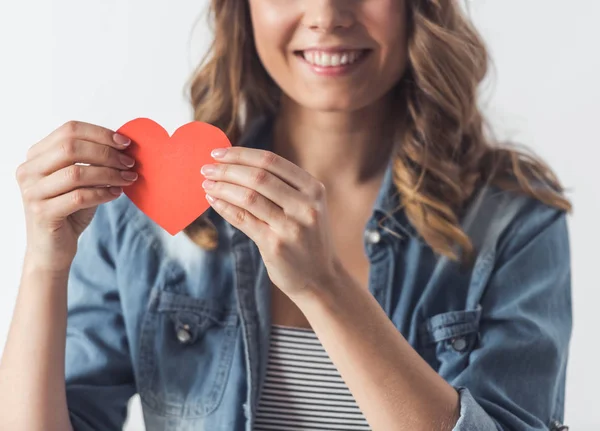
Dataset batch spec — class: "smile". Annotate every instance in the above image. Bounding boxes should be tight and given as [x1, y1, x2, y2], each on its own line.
[300, 49, 368, 67]
[294, 48, 371, 77]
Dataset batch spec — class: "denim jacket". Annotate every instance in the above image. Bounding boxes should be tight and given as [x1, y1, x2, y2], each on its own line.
[65, 117, 572, 431]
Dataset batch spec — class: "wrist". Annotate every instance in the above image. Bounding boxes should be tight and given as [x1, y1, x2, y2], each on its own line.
[290, 258, 349, 310]
[23, 250, 73, 278]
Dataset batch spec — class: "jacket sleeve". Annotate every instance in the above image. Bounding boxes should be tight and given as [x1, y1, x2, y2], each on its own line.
[452, 206, 572, 431]
[65, 201, 136, 431]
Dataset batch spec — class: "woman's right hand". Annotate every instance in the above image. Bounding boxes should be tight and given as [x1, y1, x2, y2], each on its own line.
[15, 120, 138, 271]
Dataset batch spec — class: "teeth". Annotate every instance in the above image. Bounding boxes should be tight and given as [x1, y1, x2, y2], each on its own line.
[302, 50, 364, 67]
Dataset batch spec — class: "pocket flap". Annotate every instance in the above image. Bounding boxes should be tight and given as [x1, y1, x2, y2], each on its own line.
[155, 290, 238, 326]
[418, 305, 482, 346]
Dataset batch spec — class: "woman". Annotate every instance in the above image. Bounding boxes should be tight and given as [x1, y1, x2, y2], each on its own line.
[1, 0, 572, 430]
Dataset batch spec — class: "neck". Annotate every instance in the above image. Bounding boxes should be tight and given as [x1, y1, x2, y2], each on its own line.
[272, 95, 397, 195]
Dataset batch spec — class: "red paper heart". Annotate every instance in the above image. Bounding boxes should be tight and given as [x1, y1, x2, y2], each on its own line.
[116, 118, 231, 235]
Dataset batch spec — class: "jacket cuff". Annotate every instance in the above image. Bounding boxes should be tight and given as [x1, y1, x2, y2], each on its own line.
[452, 387, 499, 431]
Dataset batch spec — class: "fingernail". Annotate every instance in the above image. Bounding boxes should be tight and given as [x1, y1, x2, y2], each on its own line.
[109, 187, 123, 196]
[211, 148, 227, 158]
[201, 164, 216, 176]
[119, 154, 136, 168]
[202, 179, 215, 189]
[113, 133, 131, 146]
[206, 194, 216, 203]
[121, 171, 138, 181]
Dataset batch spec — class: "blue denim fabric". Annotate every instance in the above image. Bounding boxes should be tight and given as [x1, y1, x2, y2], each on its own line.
[65, 116, 572, 431]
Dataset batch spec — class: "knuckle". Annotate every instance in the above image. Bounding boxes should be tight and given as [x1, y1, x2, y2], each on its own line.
[287, 222, 302, 241]
[60, 138, 78, 159]
[71, 189, 86, 206]
[30, 202, 44, 217]
[252, 169, 268, 186]
[110, 168, 123, 182]
[260, 151, 278, 169]
[243, 189, 260, 206]
[312, 181, 326, 198]
[65, 165, 82, 182]
[62, 120, 79, 136]
[233, 208, 247, 225]
[15, 163, 28, 184]
[269, 238, 285, 255]
[304, 205, 320, 226]
[99, 144, 111, 162]
[22, 186, 34, 202]
[268, 205, 282, 223]
[95, 187, 109, 200]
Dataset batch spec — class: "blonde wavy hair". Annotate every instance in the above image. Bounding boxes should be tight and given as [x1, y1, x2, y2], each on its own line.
[183, 0, 571, 261]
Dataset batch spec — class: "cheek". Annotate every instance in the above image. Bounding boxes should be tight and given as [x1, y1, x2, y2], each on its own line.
[249, 2, 296, 77]
[367, 1, 408, 76]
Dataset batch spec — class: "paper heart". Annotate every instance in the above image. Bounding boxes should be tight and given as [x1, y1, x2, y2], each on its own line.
[116, 118, 231, 235]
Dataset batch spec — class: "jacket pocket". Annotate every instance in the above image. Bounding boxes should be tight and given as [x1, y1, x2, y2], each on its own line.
[416, 305, 482, 376]
[138, 288, 239, 418]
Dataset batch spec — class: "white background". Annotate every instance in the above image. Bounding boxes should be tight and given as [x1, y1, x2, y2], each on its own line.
[0, 1, 598, 429]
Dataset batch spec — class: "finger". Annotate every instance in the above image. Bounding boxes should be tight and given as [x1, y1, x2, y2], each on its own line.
[42, 186, 123, 220]
[25, 138, 136, 179]
[202, 163, 308, 215]
[205, 193, 267, 243]
[202, 179, 287, 231]
[27, 120, 130, 161]
[28, 165, 138, 201]
[211, 147, 315, 193]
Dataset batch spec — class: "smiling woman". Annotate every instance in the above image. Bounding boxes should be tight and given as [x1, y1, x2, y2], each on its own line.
[1, 1, 572, 431]
[187, 0, 569, 260]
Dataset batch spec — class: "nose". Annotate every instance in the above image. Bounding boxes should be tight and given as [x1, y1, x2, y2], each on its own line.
[302, 0, 355, 33]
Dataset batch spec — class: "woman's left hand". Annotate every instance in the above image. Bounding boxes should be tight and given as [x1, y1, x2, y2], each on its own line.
[201, 147, 341, 300]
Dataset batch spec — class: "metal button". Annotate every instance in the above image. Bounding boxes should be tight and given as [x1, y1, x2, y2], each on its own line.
[176, 324, 192, 344]
[550, 420, 569, 431]
[451, 336, 468, 352]
[364, 228, 381, 245]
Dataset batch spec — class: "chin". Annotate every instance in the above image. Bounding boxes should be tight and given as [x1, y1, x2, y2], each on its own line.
[293, 92, 370, 114]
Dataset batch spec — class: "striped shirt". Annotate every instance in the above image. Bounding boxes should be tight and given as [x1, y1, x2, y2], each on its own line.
[254, 324, 371, 431]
